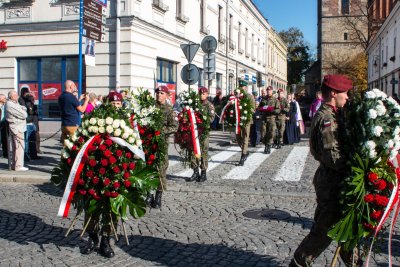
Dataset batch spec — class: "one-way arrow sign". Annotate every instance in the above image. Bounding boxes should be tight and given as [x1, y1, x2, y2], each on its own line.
[180, 43, 200, 63]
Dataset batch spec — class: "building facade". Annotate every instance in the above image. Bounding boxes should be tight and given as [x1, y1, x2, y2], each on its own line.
[0, 0, 287, 120]
[367, 1, 400, 95]
[317, 0, 368, 78]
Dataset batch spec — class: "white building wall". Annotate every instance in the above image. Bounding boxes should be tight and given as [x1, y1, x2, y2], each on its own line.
[368, 1, 400, 96]
[0, 0, 287, 103]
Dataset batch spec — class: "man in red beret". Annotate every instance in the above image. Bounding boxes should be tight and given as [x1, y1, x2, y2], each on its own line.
[289, 74, 357, 267]
[106, 92, 123, 108]
[186, 87, 215, 182]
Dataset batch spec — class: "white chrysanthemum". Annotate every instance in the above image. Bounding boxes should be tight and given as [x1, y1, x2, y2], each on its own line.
[240, 122, 243, 126]
[239, 106, 242, 110]
[365, 91, 376, 99]
[230, 110, 234, 113]
[395, 113, 400, 117]
[394, 127, 400, 136]
[185, 105, 190, 110]
[128, 137, 135, 144]
[84, 120, 90, 127]
[188, 99, 193, 104]
[365, 140, 376, 150]
[369, 149, 377, 158]
[114, 128, 121, 137]
[61, 149, 70, 159]
[89, 118, 97, 125]
[195, 108, 199, 111]
[372, 88, 387, 98]
[122, 132, 130, 139]
[386, 140, 395, 149]
[244, 110, 248, 114]
[70, 132, 78, 142]
[112, 119, 120, 129]
[368, 109, 377, 119]
[87, 126, 93, 133]
[387, 97, 399, 107]
[97, 119, 105, 127]
[230, 100, 235, 104]
[98, 126, 105, 133]
[92, 126, 98, 134]
[64, 140, 73, 150]
[136, 139, 142, 146]
[244, 103, 247, 106]
[390, 149, 398, 160]
[373, 126, 384, 137]
[106, 125, 114, 134]
[236, 89, 240, 94]
[203, 115, 207, 120]
[82, 129, 89, 137]
[120, 120, 126, 128]
[105, 117, 113, 125]
[376, 104, 387, 116]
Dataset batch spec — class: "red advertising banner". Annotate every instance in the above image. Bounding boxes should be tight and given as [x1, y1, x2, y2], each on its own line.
[42, 83, 62, 100]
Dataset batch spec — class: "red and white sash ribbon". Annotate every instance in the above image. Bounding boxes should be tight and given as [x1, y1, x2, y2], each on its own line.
[365, 154, 400, 267]
[57, 135, 98, 218]
[57, 134, 145, 218]
[185, 107, 201, 158]
[219, 95, 241, 134]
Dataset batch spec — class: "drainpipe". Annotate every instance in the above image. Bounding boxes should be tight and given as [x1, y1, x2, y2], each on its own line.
[115, 0, 121, 91]
[225, 0, 230, 94]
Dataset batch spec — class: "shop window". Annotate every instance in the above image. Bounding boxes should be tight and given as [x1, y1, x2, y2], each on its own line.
[19, 59, 37, 81]
[18, 56, 84, 120]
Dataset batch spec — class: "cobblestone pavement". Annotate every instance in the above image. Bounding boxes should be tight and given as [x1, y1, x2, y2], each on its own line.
[0, 131, 399, 266]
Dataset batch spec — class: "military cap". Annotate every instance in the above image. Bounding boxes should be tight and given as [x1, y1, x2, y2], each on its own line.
[155, 85, 169, 94]
[107, 91, 123, 102]
[266, 86, 273, 91]
[198, 87, 208, 94]
[322, 74, 353, 91]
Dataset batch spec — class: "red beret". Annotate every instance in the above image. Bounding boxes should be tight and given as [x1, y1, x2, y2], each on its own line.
[278, 89, 284, 93]
[155, 86, 169, 94]
[107, 92, 123, 102]
[322, 74, 353, 91]
[266, 86, 273, 91]
[198, 87, 208, 94]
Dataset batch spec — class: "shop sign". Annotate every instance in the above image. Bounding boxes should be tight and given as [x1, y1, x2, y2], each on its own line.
[0, 40, 7, 50]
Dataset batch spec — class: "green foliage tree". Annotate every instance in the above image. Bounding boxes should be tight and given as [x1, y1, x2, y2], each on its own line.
[279, 27, 312, 85]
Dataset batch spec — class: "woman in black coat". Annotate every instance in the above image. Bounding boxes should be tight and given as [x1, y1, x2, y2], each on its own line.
[284, 94, 298, 145]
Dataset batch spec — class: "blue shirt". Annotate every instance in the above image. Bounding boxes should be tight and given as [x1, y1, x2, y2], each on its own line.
[58, 92, 80, 126]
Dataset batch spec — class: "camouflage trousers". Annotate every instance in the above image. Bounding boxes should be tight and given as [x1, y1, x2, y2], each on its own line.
[158, 152, 169, 191]
[236, 123, 251, 154]
[290, 166, 358, 267]
[84, 211, 118, 237]
[276, 116, 286, 142]
[190, 137, 209, 170]
[263, 117, 276, 145]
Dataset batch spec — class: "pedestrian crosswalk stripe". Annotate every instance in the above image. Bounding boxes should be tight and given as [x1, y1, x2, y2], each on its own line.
[175, 146, 243, 177]
[221, 147, 275, 180]
[273, 147, 310, 181]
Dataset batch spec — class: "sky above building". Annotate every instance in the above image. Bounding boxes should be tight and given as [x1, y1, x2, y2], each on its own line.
[252, 0, 317, 51]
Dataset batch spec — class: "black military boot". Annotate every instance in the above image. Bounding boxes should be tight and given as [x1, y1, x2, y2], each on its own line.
[144, 192, 154, 207]
[276, 139, 282, 149]
[82, 232, 99, 255]
[264, 145, 271, 154]
[186, 168, 199, 182]
[99, 236, 115, 258]
[243, 152, 249, 162]
[151, 190, 162, 209]
[197, 170, 207, 182]
[238, 153, 246, 166]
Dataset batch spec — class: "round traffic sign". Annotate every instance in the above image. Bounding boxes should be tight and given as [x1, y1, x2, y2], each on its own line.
[201, 35, 218, 54]
[181, 64, 200, 85]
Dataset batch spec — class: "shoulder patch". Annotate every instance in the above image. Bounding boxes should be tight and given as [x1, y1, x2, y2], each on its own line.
[323, 120, 331, 127]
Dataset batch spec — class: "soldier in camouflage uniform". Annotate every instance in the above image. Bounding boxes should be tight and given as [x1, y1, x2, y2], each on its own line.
[259, 86, 280, 154]
[289, 75, 358, 267]
[150, 86, 178, 209]
[275, 88, 289, 149]
[187, 87, 215, 182]
[236, 85, 256, 166]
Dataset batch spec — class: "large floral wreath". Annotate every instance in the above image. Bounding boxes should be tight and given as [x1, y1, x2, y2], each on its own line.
[219, 88, 253, 134]
[328, 89, 400, 262]
[174, 90, 210, 164]
[51, 104, 159, 224]
[129, 89, 167, 168]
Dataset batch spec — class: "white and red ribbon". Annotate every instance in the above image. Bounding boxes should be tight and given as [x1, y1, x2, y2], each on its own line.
[57, 134, 145, 218]
[57, 135, 98, 218]
[365, 154, 400, 267]
[185, 107, 201, 158]
[219, 95, 241, 134]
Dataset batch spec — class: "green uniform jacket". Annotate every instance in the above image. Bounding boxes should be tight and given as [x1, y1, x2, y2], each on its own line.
[259, 96, 280, 119]
[276, 97, 290, 119]
[309, 103, 347, 173]
[157, 102, 178, 138]
[202, 100, 215, 125]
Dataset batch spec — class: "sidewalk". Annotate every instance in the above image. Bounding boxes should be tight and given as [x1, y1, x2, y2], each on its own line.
[0, 130, 233, 184]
